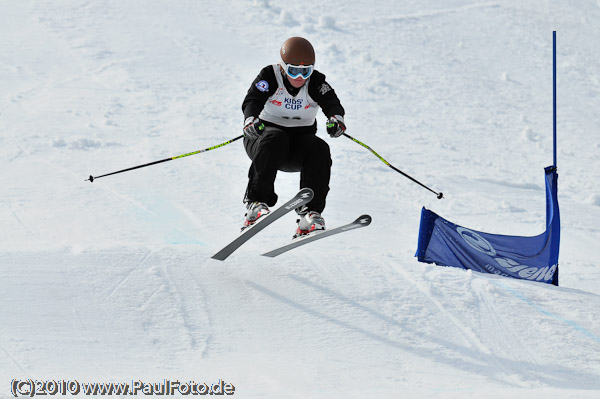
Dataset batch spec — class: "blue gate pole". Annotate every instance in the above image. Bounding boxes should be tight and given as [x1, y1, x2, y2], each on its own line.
[553, 31, 557, 169]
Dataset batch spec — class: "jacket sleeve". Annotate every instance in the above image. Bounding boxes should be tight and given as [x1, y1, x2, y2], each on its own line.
[242, 66, 277, 120]
[308, 71, 345, 118]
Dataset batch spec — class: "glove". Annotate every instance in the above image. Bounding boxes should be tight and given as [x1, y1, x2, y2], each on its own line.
[243, 116, 265, 139]
[326, 115, 346, 138]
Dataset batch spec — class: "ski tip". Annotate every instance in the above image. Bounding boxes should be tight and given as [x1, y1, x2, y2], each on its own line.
[210, 253, 227, 261]
[355, 214, 372, 226]
[298, 187, 314, 198]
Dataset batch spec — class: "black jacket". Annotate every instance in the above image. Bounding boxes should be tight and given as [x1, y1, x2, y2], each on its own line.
[242, 65, 345, 126]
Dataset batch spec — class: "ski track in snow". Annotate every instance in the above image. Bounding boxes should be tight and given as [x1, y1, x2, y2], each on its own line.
[2, 0, 600, 397]
[392, 262, 536, 388]
[106, 249, 154, 300]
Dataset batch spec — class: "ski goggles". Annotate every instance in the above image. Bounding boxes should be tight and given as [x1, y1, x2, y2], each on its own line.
[281, 62, 313, 79]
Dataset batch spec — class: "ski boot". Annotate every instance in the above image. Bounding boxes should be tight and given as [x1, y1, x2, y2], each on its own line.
[294, 210, 325, 238]
[243, 201, 270, 231]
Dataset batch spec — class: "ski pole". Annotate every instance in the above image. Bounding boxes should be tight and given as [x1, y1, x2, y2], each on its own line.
[86, 135, 243, 182]
[342, 133, 444, 199]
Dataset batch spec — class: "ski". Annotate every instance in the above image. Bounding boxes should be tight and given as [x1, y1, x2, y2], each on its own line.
[211, 188, 314, 261]
[261, 214, 372, 258]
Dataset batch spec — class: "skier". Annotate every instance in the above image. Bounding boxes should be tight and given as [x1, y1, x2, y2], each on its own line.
[241, 36, 346, 237]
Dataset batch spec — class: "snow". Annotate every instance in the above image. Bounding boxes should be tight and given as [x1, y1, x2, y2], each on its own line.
[1, 0, 600, 398]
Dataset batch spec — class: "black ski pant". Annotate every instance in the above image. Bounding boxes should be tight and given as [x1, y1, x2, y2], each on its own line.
[244, 125, 331, 213]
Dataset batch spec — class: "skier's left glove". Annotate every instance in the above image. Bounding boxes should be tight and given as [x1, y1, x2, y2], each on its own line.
[326, 115, 346, 138]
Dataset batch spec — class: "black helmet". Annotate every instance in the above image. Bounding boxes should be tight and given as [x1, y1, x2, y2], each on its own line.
[280, 37, 315, 66]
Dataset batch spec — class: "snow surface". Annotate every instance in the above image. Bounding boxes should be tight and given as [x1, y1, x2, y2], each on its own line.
[2, 0, 600, 398]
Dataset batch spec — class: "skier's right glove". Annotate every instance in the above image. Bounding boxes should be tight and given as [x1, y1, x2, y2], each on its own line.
[326, 115, 346, 138]
[243, 116, 265, 140]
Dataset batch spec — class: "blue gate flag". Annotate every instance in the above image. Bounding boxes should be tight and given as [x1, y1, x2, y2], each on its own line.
[416, 166, 560, 285]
